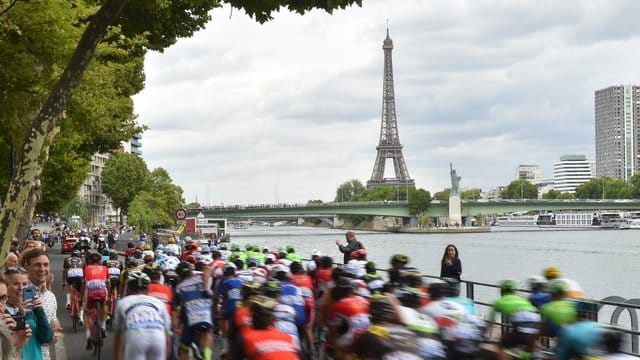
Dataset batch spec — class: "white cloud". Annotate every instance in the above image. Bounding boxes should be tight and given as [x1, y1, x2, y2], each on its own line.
[133, 0, 640, 204]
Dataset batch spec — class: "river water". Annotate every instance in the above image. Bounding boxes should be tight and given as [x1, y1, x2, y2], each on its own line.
[230, 225, 639, 303]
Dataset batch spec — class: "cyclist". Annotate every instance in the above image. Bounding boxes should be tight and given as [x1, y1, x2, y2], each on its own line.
[104, 251, 123, 321]
[145, 267, 173, 317]
[237, 295, 300, 359]
[113, 271, 171, 360]
[164, 237, 180, 258]
[62, 250, 85, 312]
[173, 261, 214, 360]
[83, 252, 110, 350]
[214, 262, 245, 356]
[326, 277, 370, 358]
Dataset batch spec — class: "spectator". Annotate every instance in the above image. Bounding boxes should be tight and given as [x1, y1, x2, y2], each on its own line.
[23, 249, 61, 360]
[151, 232, 159, 251]
[335, 231, 364, 264]
[3, 253, 19, 272]
[440, 244, 462, 280]
[0, 276, 32, 359]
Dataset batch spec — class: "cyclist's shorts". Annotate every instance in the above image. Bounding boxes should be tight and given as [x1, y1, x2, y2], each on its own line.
[220, 302, 240, 320]
[109, 277, 120, 291]
[501, 322, 540, 348]
[67, 277, 83, 293]
[85, 289, 108, 310]
[180, 322, 214, 349]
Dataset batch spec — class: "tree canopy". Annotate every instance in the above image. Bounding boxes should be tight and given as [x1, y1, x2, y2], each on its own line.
[574, 177, 633, 199]
[501, 180, 538, 199]
[101, 152, 150, 215]
[0, 0, 363, 263]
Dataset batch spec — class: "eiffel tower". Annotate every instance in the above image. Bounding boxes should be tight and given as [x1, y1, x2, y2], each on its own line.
[366, 28, 415, 188]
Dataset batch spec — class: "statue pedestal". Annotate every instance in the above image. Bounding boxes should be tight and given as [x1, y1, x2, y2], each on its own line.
[449, 195, 462, 226]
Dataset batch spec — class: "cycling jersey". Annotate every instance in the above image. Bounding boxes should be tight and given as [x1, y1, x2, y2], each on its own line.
[147, 282, 173, 317]
[162, 255, 180, 271]
[355, 323, 446, 360]
[113, 294, 171, 360]
[273, 303, 301, 350]
[278, 281, 306, 328]
[104, 259, 123, 284]
[239, 326, 300, 360]
[328, 295, 370, 352]
[174, 273, 214, 348]
[216, 276, 245, 320]
[84, 264, 109, 309]
[64, 256, 85, 279]
[290, 274, 315, 324]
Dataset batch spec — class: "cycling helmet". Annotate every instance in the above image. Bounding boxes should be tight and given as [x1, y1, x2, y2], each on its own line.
[428, 280, 448, 299]
[286, 245, 295, 253]
[109, 251, 118, 260]
[262, 246, 270, 254]
[548, 279, 567, 296]
[200, 245, 210, 254]
[88, 252, 101, 264]
[527, 275, 547, 291]
[263, 279, 281, 298]
[249, 294, 277, 312]
[396, 287, 424, 308]
[219, 244, 228, 250]
[101, 248, 110, 255]
[369, 296, 397, 322]
[143, 244, 151, 250]
[399, 269, 423, 287]
[544, 266, 561, 280]
[500, 279, 519, 292]
[184, 236, 192, 242]
[231, 243, 240, 252]
[167, 237, 176, 244]
[335, 276, 355, 291]
[184, 254, 196, 264]
[391, 253, 410, 265]
[223, 262, 237, 275]
[241, 280, 263, 299]
[176, 261, 193, 279]
[246, 257, 258, 268]
[270, 264, 289, 280]
[365, 261, 377, 273]
[127, 270, 151, 290]
[72, 250, 80, 257]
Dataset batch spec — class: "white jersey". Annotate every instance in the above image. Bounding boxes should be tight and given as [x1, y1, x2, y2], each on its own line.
[164, 243, 180, 256]
[113, 294, 171, 360]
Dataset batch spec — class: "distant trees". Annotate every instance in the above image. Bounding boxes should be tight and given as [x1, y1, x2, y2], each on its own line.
[574, 177, 633, 199]
[101, 152, 184, 232]
[501, 180, 538, 199]
[407, 188, 431, 216]
[334, 180, 366, 202]
[542, 189, 575, 200]
[461, 188, 482, 200]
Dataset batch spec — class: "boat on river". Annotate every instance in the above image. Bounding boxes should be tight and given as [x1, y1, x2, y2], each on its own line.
[536, 212, 601, 228]
[495, 214, 538, 226]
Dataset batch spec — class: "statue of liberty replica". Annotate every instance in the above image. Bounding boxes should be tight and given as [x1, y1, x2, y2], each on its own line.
[449, 163, 462, 226]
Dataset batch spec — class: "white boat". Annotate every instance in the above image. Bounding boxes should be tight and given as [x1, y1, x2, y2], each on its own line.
[599, 211, 631, 229]
[496, 214, 539, 226]
[537, 212, 600, 228]
[629, 219, 640, 229]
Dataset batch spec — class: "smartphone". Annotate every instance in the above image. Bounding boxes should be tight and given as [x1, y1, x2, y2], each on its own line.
[11, 315, 26, 331]
[23, 287, 36, 310]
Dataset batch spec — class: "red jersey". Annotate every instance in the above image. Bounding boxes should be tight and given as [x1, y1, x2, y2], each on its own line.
[328, 295, 370, 352]
[290, 274, 315, 323]
[84, 264, 109, 300]
[233, 305, 252, 336]
[241, 326, 300, 360]
[148, 283, 173, 317]
[313, 268, 333, 296]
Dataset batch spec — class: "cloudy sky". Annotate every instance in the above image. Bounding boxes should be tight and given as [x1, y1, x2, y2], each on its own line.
[133, 0, 640, 205]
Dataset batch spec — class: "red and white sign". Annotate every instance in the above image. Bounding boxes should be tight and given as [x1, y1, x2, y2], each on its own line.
[174, 208, 187, 220]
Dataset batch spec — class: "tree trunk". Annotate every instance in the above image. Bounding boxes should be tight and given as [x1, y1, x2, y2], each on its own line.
[16, 179, 42, 243]
[0, 0, 131, 265]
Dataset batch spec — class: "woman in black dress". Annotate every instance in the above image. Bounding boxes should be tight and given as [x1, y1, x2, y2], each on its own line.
[440, 244, 462, 280]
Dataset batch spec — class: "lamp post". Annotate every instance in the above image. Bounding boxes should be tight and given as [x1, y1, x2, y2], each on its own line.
[602, 177, 605, 200]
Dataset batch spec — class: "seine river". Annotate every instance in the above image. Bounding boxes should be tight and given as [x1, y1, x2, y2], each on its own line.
[230, 225, 639, 304]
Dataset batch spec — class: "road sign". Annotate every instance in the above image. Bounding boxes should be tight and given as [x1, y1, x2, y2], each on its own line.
[176, 224, 186, 234]
[176, 220, 186, 225]
[174, 208, 187, 220]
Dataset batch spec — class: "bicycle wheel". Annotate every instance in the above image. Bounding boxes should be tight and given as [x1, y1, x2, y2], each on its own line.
[71, 295, 78, 333]
[93, 299, 102, 359]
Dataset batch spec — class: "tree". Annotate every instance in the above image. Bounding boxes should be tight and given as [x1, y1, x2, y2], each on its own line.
[630, 173, 640, 198]
[334, 179, 366, 202]
[461, 188, 482, 200]
[101, 152, 150, 216]
[574, 177, 632, 199]
[148, 167, 184, 214]
[407, 188, 431, 216]
[63, 196, 90, 225]
[433, 189, 450, 202]
[184, 202, 201, 209]
[0, 0, 362, 262]
[128, 191, 174, 233]
[307, 199, 323, 204]
[501, 180, 538, 199]
[542, 189, 561, 199]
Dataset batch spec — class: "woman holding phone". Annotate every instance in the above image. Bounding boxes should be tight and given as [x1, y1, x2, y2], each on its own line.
[3, 267, 53, 360]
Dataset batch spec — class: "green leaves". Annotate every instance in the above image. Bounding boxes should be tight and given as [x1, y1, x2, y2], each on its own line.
[101, 152, 151, 213]
[501, 180, 538, 200]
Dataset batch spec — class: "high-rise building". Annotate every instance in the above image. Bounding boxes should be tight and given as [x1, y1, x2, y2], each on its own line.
[595, 85, 640, 180]
[121, 133, 143, 156]
[553, 155, 595, 193]
[78, 153, 117, 225]
[515, 164, 541, 184]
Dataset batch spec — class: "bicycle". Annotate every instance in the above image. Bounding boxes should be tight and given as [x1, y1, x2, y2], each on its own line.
[89, 298, 104, 359]
[69, 286, 81, 333]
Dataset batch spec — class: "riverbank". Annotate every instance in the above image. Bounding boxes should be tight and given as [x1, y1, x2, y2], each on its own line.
[299, 217, 491, 233]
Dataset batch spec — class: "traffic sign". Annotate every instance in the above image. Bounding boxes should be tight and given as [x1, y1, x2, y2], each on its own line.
[174, 208, 187, 220]
[176, 220, 186, 225]
[176, 224, 186, 234]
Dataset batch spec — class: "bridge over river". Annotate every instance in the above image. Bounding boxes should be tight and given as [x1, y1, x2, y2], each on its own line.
[187, 199, 640, 219]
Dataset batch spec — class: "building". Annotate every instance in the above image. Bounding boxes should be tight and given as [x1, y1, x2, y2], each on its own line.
[595, 85, 640, 180]
[515, 164, 541, 184]
[536, 179, 555, 199]
[121, 133, 143, 156]
[553, 155, 595, 193]
[78, 153, 117, 226]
